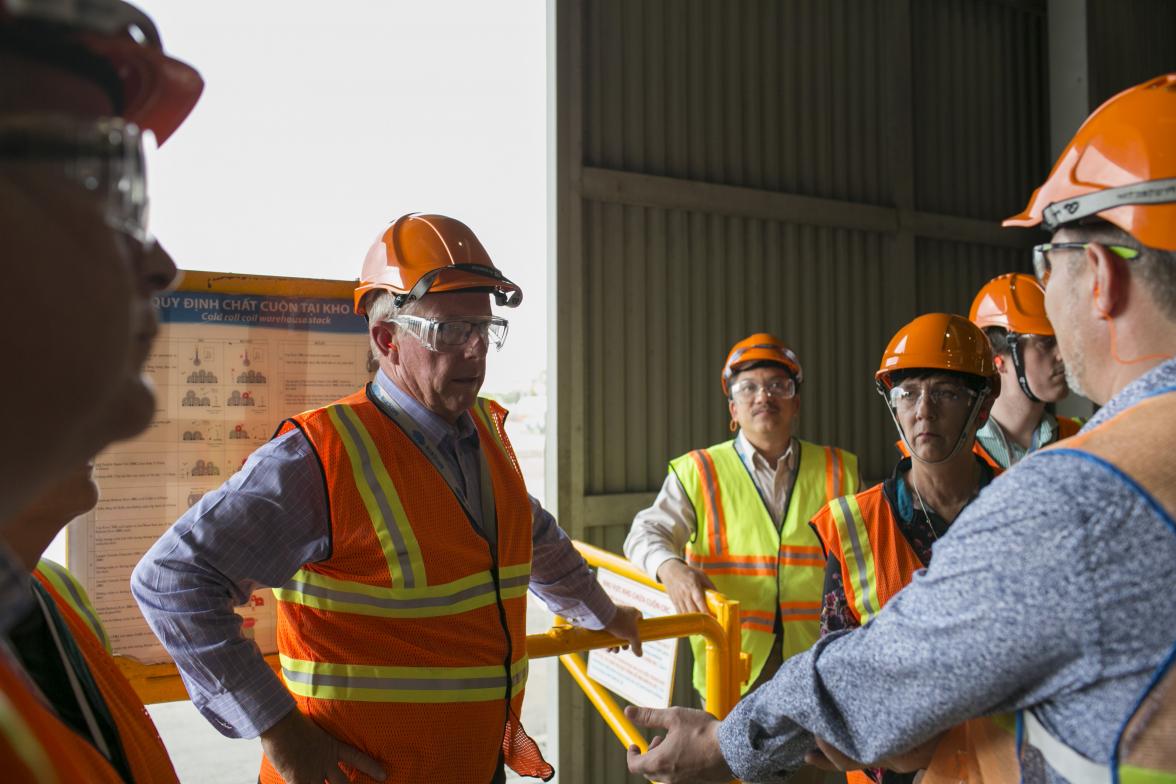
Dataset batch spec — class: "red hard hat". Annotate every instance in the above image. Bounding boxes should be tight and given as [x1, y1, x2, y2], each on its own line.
[1003, 73, 1176, 251]
[720, 333, 803, 396]
[354, 213, 523, 315]
[1, 0, 203, 144]
[969, 273, 1054, 336]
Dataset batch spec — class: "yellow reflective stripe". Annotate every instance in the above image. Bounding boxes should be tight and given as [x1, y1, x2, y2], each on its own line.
[0, 689, 57, 783]
[34, 560, 110, 653]
[1120, 765, 1176, 784]
[274, 562, 531, 619]
[830, 496, 882, 623]
[280, 654, 528, 704]
[327, 404, 426, 588]
[471, 401, 513, 467]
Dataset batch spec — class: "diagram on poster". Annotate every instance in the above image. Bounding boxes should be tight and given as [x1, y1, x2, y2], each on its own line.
[67, 271, 371, 664]
[586, 569, 678, 708]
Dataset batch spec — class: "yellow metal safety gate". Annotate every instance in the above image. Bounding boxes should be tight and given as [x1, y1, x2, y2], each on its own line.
[115, 540, 749, 780]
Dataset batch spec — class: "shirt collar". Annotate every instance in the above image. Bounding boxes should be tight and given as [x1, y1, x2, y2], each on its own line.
[735, 430, 796, 472]
[373, 369, 478, 447]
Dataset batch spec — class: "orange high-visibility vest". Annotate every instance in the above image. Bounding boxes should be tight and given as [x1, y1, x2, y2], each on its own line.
[0, 653, 128, 783]
[809, 483, 924, 626]
[811, 468, 999, 784]
[262, 390, 551, 784]
[923, 390, 1176, 784]
[32, 560, 179, 783]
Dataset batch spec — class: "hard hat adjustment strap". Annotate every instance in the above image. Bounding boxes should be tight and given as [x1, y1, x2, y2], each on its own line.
[1042, 177, 1176, 231]
[394, 264, 522, 309]
[1006, 333, 1042, 404]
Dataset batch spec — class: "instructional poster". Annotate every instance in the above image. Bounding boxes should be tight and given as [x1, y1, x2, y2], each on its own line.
[68, 271, 371, 663]
[587, 569, 678, 708]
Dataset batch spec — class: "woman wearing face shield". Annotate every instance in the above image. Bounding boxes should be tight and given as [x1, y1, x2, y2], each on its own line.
[808, 313, 1000, 784]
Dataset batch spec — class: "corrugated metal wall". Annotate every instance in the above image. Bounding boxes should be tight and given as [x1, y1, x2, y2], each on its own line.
[550, 2, 1047, 782]
[1087, 0, 1176, 106]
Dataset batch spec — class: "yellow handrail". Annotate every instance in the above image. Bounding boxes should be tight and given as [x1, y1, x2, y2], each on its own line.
[115, 540, 746, 780]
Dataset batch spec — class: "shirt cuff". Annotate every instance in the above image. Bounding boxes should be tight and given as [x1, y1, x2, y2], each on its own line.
[188, 661, 296, 739]
[647, 550, 685, 582]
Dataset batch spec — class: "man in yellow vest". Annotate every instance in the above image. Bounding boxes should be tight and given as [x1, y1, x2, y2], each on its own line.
[625, 334, 859, 698]
[969, 273, 1081, 468]
[0, 1, 198, 780]
[134, 213, 644, 784]
[625, 73, 1176, 784]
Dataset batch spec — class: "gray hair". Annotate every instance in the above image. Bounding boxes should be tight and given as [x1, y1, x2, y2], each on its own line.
[362, 290, 423, 358]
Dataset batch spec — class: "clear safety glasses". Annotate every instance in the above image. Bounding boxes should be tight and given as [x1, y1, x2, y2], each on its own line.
[729, 377, 796, 403]
[888, 383, 977, 412]
[390, 315, 509, 352]
[1031, 242, 1139, 287]
[0, 115, 154, 247]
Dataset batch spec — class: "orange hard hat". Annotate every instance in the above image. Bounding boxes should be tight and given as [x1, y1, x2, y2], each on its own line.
[1003, 73, 1176, 251]
[721, 333, 803, 395]
[969, 273, 1053, 335]
[876, 313, 998, 388]
[1, 0, 204, 144]
[354, 213, 523, 315]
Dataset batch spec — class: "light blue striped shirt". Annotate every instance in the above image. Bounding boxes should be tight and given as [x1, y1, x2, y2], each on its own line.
[132, 370, 617, 738]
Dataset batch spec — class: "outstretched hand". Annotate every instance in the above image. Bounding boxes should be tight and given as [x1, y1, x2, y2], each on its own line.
[624, 705, 733, 783]
[260, 708, 386, 784]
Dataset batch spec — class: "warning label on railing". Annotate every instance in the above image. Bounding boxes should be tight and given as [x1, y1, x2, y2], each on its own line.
[587, 569, 678, 708]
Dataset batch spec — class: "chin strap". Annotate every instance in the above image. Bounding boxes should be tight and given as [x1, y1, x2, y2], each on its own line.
[1006, 333, 1042, 403]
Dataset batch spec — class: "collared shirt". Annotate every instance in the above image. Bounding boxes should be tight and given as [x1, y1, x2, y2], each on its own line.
[623, 432, 798, 581]
[976, 411, 1060, 468]
[132, 370, 617, 739]
[717, 359, 1176, 784]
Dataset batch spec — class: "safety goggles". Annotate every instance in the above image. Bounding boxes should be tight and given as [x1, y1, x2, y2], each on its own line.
[0, 114, 154, 246]
[390, 315, 509, 352]
[888, 383, 977, 412]
[1031, 242, 1139, 287]
[729, 377, 796, 403]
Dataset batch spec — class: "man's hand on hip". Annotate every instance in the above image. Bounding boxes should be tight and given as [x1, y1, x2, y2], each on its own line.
[657, 558, 716, 615]
[260, 708, 386, 784]
[604, 604, 644, 656]
[624, 705, 733, 783]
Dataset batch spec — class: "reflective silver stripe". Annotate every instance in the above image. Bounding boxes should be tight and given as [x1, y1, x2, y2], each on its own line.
[333, 405, 417, 588]
[830, 448, 843, 498]
[836, 496, 875, 619]
[1023, 710, 1110, 784]
[282, 667, 525, 693]
[286, 572, 529, 612]
[1042, 177, 1176, 230]
[779, 606, 820, 617]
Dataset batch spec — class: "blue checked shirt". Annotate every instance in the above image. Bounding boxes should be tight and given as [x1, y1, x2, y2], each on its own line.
[718, 359, 1176, 784]
[132, 371, 618, 738]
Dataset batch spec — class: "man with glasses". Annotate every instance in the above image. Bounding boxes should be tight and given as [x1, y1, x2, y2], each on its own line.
[0, 1, 198, 780]
[134, 212, 643, 784]
[968, 273, 1080, 468]
[625, 333, 859, 701]
[625, 73, 1176, 784]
